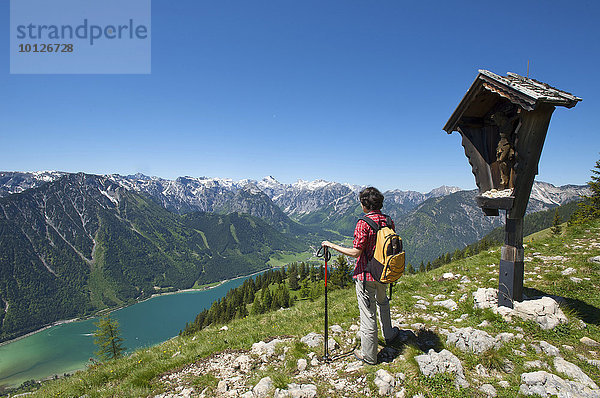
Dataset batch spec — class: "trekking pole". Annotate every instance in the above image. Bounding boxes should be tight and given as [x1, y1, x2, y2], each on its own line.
[316, 245, 332, 362]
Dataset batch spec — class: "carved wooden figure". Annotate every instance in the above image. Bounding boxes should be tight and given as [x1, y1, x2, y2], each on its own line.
[444, 70, 581, 308]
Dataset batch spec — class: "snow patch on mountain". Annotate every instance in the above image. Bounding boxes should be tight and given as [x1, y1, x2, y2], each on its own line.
[530, 181, 589, 206]
[2, 172, 589, 226]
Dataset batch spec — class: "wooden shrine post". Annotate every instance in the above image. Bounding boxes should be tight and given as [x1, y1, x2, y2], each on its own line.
[443, 70, 581, 308]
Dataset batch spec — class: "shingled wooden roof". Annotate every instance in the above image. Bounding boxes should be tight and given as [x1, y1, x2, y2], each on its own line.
[444, 70, 582, 133]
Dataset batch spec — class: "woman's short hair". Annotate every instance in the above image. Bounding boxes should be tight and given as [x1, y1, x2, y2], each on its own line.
[359, 187, 384, 211]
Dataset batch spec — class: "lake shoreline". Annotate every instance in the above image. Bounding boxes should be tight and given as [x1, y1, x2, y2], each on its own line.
[0, 268, 269, 348]
[0, 318, 80, 348]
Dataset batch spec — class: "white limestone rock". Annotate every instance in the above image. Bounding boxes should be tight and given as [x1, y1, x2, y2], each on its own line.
[479, 384, 497, 397]
[414, 349, 469, 388]
[433, 299, 458, 311]
[297, 358, 307, 372]
[251, 339, 285, 360]
[537, 255, 569, 262]
[588, 255, 600, 264]
[374, 369, 395, 396]
[233, 354, 254, 373]
[446, 327, 500, 354]
[476, 292, 569, 330]
[581, 337, 600, 347]
[539, 341, 560, 357]
[520, 370, 600, 398]
[300, 332, 323, 348]
[345, 361, 363, 373]
[330, 324, 344, 334]
[327, 338, 339, 351]
[496, 332, 515, 344]
[473, 287, 498, 309]
[512, 297, 568, 330]
[475, 364, 490, 377]
[253, 377, 273, 398]
[275, 383, 317, 398]
[442, 272, 456, 280]
[554, 356, 599, 390]
[524, 360, 546, 369]
[310, 356, 319, 367]
[217, 380, 229, 394]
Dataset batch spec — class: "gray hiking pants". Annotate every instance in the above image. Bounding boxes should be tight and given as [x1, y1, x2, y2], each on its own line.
[355, 279, 394, 364]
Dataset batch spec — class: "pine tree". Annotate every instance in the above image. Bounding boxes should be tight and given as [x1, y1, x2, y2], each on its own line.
[251, 294, 263, 315]
[93, 315, 126, 361]
[551, 209, 562, 236]
[288, 267, 300, 290]
[281, 284, 291, 307]
[262, 288, 272, 310]
[309, 266, 316, 282]
[237, 303, 249, 318]
[583, 156, 600, 218]
[299, 262, 308, 281]
[572, 155, 600, 222]
[300, 281, 310, 299]
[331, 255, 352, 288]
[271, 287, 282, 310]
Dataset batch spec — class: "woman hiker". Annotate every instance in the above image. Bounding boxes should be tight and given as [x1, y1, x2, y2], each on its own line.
[321, 186, 399, 365]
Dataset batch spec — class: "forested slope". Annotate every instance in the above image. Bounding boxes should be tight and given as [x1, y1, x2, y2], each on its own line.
[0, 173, 304, 342]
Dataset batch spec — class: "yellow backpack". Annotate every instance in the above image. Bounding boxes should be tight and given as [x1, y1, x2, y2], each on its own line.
[360, 215, 405, 284]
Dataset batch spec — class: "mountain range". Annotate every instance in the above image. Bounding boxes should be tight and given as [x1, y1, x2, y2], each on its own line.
[0, 172, 459, 242]
[0, 171, 589, 261]
[0, 173, 303, 342]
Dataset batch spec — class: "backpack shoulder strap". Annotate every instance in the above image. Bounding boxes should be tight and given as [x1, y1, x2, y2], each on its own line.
[359, 215, 380, 232]
[384, 215, 395, 231]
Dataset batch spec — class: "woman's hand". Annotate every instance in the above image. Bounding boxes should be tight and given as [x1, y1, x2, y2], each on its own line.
[320, 241, 362, 258]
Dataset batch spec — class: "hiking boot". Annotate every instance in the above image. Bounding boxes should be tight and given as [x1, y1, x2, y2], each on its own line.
[353, 349, 376, 365]
[385, 326, 400, 345]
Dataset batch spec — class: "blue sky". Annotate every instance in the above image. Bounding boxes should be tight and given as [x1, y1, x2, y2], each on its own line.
[1, 1, 599, 192]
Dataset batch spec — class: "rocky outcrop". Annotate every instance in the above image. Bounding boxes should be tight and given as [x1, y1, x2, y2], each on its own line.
[519, 371, 600, 398]
[473, 288, 568, 330]
[445, 327, 514, 354]
[414, 349, 469, 388]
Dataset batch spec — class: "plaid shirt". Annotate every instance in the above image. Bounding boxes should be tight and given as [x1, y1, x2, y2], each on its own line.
[352, 211, 395, 281]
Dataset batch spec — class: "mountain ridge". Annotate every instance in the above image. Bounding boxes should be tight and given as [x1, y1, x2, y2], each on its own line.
[1, 170, 589, 265]
[0, 173, 304, 342]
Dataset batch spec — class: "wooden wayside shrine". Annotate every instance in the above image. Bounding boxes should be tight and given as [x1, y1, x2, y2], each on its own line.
[443, 70, 581, 308]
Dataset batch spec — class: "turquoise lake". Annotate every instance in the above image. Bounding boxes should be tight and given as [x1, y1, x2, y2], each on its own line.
[0, 273, 258, 389]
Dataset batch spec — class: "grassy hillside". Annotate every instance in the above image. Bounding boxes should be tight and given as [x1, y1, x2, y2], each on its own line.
[11, 218, 600, 397]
